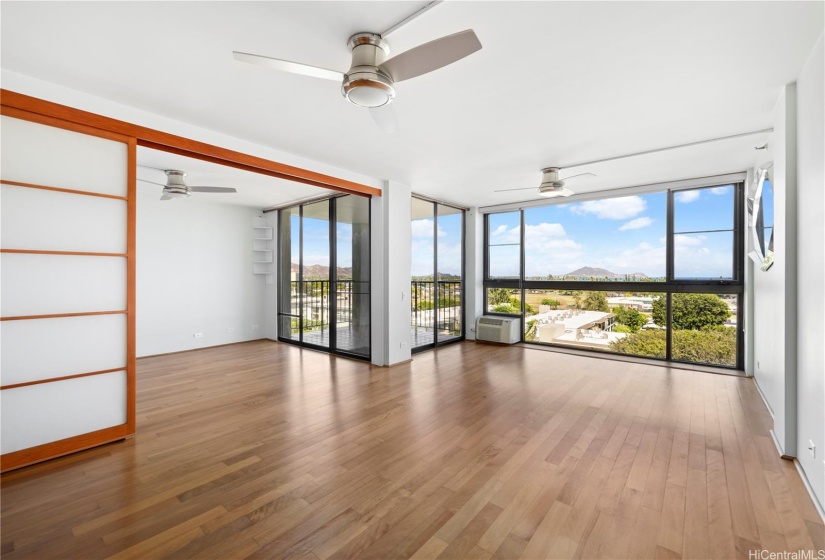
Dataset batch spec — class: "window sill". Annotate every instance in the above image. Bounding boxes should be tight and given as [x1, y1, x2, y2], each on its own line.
[519, 341, 746, 377]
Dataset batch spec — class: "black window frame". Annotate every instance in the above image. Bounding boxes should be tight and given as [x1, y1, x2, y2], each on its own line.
[483, 182, 745, 369]
[410, 197, 466, 353]
[276, 195, 372, 361]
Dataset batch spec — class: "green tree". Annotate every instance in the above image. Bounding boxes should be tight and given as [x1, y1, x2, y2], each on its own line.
[610, 328, 736, 366]
[488, 288, 511, 306]
[614, 324, 633, 334]
[671, 327, 736, 366]
[611, 306, 646, 332]
[610, 329, 666, 357]
[572, 291, 583, 308]
[525, 319, 538, 341]
[492, 303, 519, 314]
[542, 298, 561, 309]
[652, 293, 731, 330]
[580, 291, 609, 312]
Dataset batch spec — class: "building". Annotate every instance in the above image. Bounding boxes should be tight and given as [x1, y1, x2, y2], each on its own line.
[1, 2, 822, 559]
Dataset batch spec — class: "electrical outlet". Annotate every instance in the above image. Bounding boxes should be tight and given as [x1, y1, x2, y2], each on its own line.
[401, 291, 407, 301]
[400, 341, 408, 348]
[809, 440, 816, 458]
[227, 327, 235, 333]
[193, 332, 203, 339]
[251, 324, 259, 330]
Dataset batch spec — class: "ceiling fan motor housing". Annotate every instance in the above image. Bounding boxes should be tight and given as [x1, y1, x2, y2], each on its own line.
[342, 33, 395, 108]
[164, 170, 191, 197]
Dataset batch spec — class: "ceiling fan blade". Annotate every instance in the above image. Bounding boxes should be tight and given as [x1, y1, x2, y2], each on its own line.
[160, 194, 172, 201]
[233, 51, 344, 81]
[189, 186, 237, 193]
[494, 186, 539, 192]
[138, 178, 167, 187]
[379, 29, 481, 83]
[369, 105, 399, 134]
[560, 172, 596, 182]
[542, 188, 575, 198]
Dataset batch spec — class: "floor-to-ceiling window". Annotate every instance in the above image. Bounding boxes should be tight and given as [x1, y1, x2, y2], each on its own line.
[411, 197, 465, 351]
[484, 181, 744, 369]
[278, 195, 370, 359]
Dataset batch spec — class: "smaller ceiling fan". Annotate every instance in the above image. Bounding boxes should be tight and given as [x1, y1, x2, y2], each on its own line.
[138, 170, 238, 201]
[495, 168, 596, 199]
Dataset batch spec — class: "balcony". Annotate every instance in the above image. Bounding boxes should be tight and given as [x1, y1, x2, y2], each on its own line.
[286, 280, 463, 351]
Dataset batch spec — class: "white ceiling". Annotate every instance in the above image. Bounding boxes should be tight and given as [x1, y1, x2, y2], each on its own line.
[2, 1, 822, 208]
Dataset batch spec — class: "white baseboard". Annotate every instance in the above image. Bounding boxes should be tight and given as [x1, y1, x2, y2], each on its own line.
[793, 458, 825, 523]
[751, 377, 775, 419]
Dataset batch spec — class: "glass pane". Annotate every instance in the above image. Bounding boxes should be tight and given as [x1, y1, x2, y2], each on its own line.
[411, 199, 435, 347]
[278, 206, 300, 341]
[335, 196, 370, 356]
[437, 204, 463, 343]
[488, 211, 520, 245]
[674, 231, 733, 280]
[489, 245, 520, 279]
[670, 293, 737, 367]
[523, 289, 665, 359]
[523, 193, 666, 281]
[486, 287, 521, 314]
[674, 185, 734, 233]
[300, 201, 330, 348]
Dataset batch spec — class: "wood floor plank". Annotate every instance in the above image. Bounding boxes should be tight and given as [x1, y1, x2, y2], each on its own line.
[1, 341, 820, 560]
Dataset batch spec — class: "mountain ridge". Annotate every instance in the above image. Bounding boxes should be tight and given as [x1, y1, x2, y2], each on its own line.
[565, 266, 648, 279]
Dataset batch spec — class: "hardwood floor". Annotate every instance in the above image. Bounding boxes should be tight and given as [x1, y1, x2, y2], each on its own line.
[2, 340, 823, 559]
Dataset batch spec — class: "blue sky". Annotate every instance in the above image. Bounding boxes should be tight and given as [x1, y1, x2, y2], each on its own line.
[489, 185, 735, 279]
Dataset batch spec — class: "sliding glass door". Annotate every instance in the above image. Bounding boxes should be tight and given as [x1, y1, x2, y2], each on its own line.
[410, 197, 464, 351]
[278, 195, 370, 359]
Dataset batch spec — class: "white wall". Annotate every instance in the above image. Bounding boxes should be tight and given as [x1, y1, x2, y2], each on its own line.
[464, 207, 485, 340]
[752, 34, 824, 510]
[371, 181, 412, 366]
[752, 83, 798, 457]
[136, 190, 266, 356]
[794, 33, 824, 507]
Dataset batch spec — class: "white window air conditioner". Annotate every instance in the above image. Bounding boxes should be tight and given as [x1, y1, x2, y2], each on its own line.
[475, 316, 521, 344]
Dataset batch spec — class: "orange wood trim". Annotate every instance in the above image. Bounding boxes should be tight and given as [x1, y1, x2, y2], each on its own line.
[126, 138, 137, 436]
[1, 180, 129, 201]
[1, 89, 382, 198]
[0, 249, 127, 258]
[0, 310, 127, 321]
[1, 105, 132, 144]
[0, 368, 126, 391]
[0, 424, 131, 473]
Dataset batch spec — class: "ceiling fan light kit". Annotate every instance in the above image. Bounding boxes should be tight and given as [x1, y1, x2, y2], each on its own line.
[341, 33, 395, 108]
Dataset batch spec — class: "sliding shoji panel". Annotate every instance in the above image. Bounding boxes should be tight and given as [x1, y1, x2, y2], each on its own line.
[0, 112, 135, 471]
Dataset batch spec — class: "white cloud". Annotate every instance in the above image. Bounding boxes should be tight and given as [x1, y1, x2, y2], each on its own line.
[710, 186, 732, 196]
[675, 190, 701, 203]
[411, 218, 444, 239]
[570, 196, 646, 220]
[618, 217, 653, 231]
[675, 234, 706, 247]
[600, 241, 666, 277]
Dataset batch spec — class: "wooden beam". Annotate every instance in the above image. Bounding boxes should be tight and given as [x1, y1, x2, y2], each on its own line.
[1, 89, 382, 198]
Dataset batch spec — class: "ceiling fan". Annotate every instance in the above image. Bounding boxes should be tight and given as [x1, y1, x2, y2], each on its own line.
[138, 169, 238, 201]
[495, 168, 596, 199]
[232, 10, 482, 133]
